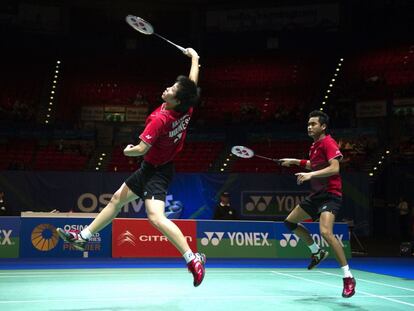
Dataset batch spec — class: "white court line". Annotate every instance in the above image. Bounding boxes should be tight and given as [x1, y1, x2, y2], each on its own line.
[0, 295, 403, 304]
[0, 272, 322, 279]
[271, 271, 414, 308]
[318, 271, 414, 292]
[0, 270, 320, 276]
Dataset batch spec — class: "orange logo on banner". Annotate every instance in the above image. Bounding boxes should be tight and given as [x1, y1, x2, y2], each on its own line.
[31, 224, 59, 251]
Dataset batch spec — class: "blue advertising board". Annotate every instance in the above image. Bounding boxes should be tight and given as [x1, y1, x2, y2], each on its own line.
[20, 217, 111, 258]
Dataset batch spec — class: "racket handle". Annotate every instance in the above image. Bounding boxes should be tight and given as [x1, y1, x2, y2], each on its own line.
[154, 33, 186, 53]
[172, 42, 186, 53]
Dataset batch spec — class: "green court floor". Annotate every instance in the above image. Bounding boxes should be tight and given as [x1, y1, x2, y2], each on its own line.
[1, 268, 413, 311]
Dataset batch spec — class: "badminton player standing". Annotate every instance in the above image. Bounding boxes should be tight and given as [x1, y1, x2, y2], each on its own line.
[280, 110, 356, 298]
[57, 48, 206, 287]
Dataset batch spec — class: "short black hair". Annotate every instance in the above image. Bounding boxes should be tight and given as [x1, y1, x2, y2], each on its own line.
[309, 110, 329, 129]
[174, 75, 200, 113]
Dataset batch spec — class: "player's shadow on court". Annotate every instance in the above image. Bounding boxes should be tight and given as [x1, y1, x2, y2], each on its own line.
[296, 297, 367, 310]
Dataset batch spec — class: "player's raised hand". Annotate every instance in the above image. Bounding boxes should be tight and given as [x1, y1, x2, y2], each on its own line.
[184, 48, 199, 59]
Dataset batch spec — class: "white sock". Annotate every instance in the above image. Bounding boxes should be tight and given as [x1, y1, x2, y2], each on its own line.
[308, 242, 320, 254]
[341, 265, 353, 278]
[80, 228, 93, 240]
[183, 250, 196, 263]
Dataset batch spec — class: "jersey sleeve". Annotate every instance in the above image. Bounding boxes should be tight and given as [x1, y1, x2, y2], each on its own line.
[139, 117, 165, 146]
[324, 138, 343, 161]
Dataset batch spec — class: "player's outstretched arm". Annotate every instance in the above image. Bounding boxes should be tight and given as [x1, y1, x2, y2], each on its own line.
[184, 48, 200, 85]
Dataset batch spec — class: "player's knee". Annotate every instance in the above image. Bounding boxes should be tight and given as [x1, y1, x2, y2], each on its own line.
[320, 228, 333, 240]
[147, 213, 164, 229]
[109, 193, 123, 210]
[284, 220, 298, 231]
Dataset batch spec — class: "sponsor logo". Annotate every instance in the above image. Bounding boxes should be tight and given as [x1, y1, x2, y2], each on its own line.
[313, 233, 344, 248]
[31, 224, 59, 251]
[0, 230, 13, 246]
[201, 231, 271, 247]
[137, 234, 193, 243]
[242, 192, 307, 215]
[145, 134, 152, 140]
[279, 232, 344, 248]
[201, 232, 225, 246]
[77, 193, 175, 214]
[245, 196, 272, 212]
[117, 230, 137, 246]
[279, 234, 300, 247]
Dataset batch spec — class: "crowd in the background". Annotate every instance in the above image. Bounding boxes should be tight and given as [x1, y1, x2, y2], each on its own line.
[0, 98, 36, 122]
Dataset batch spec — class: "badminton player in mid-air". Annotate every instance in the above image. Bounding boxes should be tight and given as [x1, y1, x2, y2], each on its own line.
[57, 48, 206, 287]
[279, 110, 356, 298]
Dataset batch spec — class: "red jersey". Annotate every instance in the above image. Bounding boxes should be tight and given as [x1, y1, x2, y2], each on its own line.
[139, 103, 192, 166]
[309, 134, 343, 197]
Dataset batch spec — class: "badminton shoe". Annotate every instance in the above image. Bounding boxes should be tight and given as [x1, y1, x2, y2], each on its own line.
[307, 249, 329, 270]
[56, 228, 88, 251]
[187, 253, 206, 287]
[342, 277, 356, 298]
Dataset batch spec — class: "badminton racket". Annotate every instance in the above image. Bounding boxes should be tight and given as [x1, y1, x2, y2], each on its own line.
[126, 15, 186, 53]
[231, 146, 281, 164]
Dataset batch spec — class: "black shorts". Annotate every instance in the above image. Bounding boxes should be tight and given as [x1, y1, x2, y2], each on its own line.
[299, 192, 342, 221]
[125, 160, 174, 201]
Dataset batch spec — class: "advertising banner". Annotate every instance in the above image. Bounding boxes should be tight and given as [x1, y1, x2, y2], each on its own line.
[1, 171, 370, 235]
[20, 217, 111, 258]
[274, 222, 351, 258]
[111, 219, 350, 259]
[197, 220, 277, 258]
[241, 191, 308, 218]
[112, 219, 197, 258]
[0, 217, 20, 258]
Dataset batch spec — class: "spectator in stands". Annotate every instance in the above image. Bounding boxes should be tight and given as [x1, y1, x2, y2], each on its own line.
[397, 196, 411, 240]
[214, 192, 237, 220]
[57, 139, 64, 152]
[0, 191, 8, 216]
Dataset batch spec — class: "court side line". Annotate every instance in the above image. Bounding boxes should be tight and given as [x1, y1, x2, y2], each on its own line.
[0, 270, 321, 276]
[318, 271, 414, 292]
[271, 271, 414, 308]
[1, 295, 414, 304]
[0, 295, 386, 304]
[0, 272, 322, 279]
